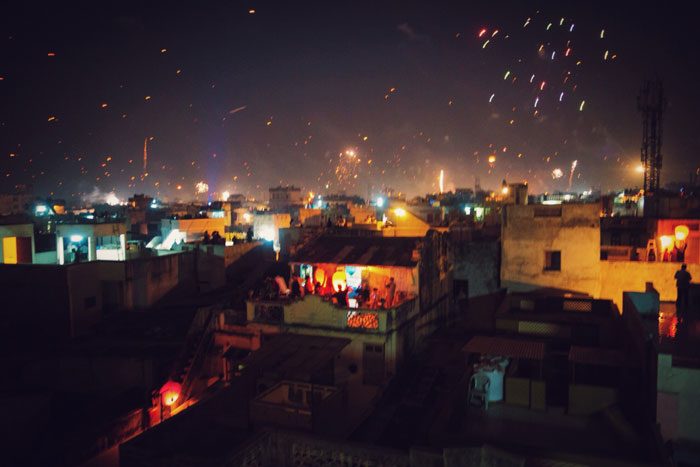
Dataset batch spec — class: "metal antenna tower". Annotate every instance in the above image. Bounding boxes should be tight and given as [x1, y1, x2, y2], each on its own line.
[637, 80, 666, 194]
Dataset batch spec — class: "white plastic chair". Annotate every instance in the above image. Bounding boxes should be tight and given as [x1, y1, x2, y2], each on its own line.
[468, 372, 491, 410]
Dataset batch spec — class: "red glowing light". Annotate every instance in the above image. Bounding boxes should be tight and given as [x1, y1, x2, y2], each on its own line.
[160, 381, 182, 407]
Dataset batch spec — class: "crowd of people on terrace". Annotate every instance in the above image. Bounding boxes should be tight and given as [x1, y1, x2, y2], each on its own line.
[255, 273, 402, 310]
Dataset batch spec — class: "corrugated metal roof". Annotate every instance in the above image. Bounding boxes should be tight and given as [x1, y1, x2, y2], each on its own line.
[291, 235, 420, 267]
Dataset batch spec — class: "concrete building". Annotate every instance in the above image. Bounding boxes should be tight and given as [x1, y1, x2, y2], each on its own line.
[382, 204, 435, 237]
[159, 217, 227, 247]
[269, 185, 304, 212]
[501, 203, 602, 297]
[0, 222, 35, 264]
[503, 182, 528, 205]
[502, 202, 700, 308]
[0, 251, 198, 339]
[119, 289, 669, 467]
[624, 289, 700, 464]
[56, 221, 127, 264]
[246, 231, 453, 387]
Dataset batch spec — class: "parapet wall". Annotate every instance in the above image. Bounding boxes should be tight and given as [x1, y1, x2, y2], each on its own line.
[600, 261, 700, 305]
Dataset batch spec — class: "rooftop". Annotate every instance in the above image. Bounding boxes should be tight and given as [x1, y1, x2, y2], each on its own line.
[657, 301, 700, 365]
[291, 234, 421, 267]
[239, 333, 350, 382]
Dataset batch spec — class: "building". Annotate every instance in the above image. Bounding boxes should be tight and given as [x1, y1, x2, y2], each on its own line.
[0, 221, 35, 264]
[437, 292, 665, 465]
[501, 203, 602, 297]
[252, 212, 291, 252]
[502, 202, 700, 309]
[0, 191, 34, 216]
[502, 182, 528, 205]
[159, 217, 227, 246]
[269, 185, 304, 212]
[623, 288, 700, 464]
[119, 333, 361, 467]
[381, 204, 435, 237]
[246, 231, 453, 386]
[56, 221, 128, 264]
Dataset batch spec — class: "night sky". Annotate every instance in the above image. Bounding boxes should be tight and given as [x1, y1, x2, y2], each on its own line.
[1, 1, 699, 203]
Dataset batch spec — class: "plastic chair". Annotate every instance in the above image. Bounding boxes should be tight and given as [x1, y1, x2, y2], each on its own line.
[468, 372, 491, 410]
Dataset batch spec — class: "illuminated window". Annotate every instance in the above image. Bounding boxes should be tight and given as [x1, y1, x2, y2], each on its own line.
[544, 251, 561, 271]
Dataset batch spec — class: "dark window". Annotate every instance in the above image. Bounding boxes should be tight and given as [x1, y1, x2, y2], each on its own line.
[84, 296, 97, 309]
[544, 251, 561, 271]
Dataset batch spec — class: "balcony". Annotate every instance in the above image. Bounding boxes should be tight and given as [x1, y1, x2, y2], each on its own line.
[247, 294, 418, 333]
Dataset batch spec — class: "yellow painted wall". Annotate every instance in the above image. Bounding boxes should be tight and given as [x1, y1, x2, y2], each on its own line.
[383, 209, 431, 238]
[600, 261, 700, 305]
[2, 237, 17, 264]
[501, 204, 601, 297]
[0, 223, 35, 263]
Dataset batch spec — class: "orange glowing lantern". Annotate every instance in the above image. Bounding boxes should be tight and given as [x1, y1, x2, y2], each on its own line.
[659, 235, 674, 252]
[160, 381, 181, 407]
[675, 225, 690, 242]
[332, 269, 346, 291]
[314, 268, 326, 287]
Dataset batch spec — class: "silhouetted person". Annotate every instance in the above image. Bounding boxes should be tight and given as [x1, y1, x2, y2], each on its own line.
[360, 281, 370, 306]
[246, 226, 253, 242]
[334, 284, 347, 307]
[370, 288, 379, 309]
[386, 277, 396, 307]
[290, 275, 301, 299]
[675, 264, 692, 314]
[211, 230, 222, 244]
[674, 243, 687, 263]
[305, 277, 315, 295]
[202, 230, 210, 244]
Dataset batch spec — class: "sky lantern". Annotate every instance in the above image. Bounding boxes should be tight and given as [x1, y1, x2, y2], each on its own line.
[659, 235, 674, 253]
[160, 381, 182, 407]
[332, 269, 346, 291]
[314, 268, 326, 287]
[675, 225, 690, 242]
